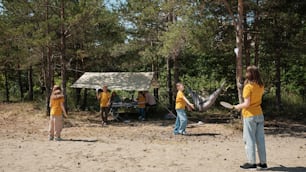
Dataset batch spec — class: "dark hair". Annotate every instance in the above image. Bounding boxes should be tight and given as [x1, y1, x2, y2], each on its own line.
[245, 65, 264, 87]
[139, 91, 145, 97]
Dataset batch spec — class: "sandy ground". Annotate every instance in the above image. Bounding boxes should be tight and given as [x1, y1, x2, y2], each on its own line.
[0, 103, 305, 172]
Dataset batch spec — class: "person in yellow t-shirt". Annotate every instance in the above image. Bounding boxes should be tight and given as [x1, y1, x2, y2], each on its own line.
[137, 91, 146, 121]
[96, 85, 111, 126]
[234, 65, 267, 170]
[174, 83, 194, 135]
[49, 85, 68, 141]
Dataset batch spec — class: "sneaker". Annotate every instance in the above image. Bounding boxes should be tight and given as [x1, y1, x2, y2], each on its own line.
[48, 136, 54, 141]
[54, 137, 62, 141]
[101, 121, 107, 126]
[257, 163, 268, 169]
[138, 116, 144, 121]
[240, 163, 257, 170]
[179, 131, 187, 135]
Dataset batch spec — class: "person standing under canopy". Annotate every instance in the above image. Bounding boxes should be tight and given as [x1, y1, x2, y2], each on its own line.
[96, 85, 111, 126]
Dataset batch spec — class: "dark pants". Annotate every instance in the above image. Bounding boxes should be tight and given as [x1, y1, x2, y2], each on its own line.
[145, 104, 157, 117]
[100, 107, 109, 123]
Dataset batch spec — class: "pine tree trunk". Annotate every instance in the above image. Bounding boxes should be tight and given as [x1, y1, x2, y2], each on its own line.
[273, 16, 282, 111]
[167, 57, 173, 110]
[254, 0, 259, 66]
[170, 2, 177, 111]
[28, 66, 34, 101]
[44, 0, 53, 116]
[76, 88, 81, 107]
[173, 54, 179, 111]
[275, 50, 282, 111]
[42, 49, 52, 116]
[82, 88, 88, 111]
[243, 9, 250, 67]
[173, 55, 179, 87]
[60, 0, 68, 112]
[236, 0, 244, 103]
[61, 60, 67, 110]
[222, 0, 244, 103]
[17, 68, 24, 101]
[74, 63, 81, 108]
[152, 57, 159, 100]
[4, 70, 10, 102]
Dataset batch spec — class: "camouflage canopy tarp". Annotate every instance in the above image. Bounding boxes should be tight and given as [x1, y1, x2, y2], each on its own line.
[71, 72, 159, 91]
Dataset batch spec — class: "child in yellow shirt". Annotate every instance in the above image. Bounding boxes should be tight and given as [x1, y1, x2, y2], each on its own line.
[49, 85, 68, 141]
[137, 91, 146, 121]
[174, 83, 194, 135]
[96, 85, 111, 126]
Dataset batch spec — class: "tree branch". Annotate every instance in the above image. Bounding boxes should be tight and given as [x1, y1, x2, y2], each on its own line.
[222, 0, 238, 28]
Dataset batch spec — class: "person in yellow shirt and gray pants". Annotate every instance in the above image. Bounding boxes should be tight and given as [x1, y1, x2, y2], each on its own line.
[96, 85, 111, 126]
[49, 85, 68, 141]
[174, 83, 194, 135]
[234, 66, 267, 170]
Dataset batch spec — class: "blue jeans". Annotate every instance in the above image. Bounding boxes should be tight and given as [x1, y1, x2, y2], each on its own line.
[243, 115, 267, 164]
[174, 109, 188, 134]
[138, 108, 145, 119]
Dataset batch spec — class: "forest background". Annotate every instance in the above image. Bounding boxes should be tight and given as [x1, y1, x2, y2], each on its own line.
[0, 0, 305, 119]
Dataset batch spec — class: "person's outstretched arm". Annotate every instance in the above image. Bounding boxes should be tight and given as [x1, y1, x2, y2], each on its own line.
[183, 96, 195, 110]
[234, 97, 250, 110]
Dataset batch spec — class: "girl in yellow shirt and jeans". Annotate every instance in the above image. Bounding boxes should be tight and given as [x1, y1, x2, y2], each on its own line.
[234, 66, 267, 170]
[49, 85, 68, 141]
[174, 83, 194, 135]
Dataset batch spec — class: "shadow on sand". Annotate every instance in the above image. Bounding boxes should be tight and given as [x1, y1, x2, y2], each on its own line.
[268, 165, 306, 172]
[61, 138, 98, 142]
[185, 133, 221, 137]
[264, 121, 306, 138]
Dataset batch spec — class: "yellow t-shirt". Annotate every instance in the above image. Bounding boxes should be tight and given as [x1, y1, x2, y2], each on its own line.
[100, 92, 111, 107]
[242, 83, 264, 118]
[50, 97, 64, 116]
[175, 90, 186, 110]
[137, 94, 146, 108]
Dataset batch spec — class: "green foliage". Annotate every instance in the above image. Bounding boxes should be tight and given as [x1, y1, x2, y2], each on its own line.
[0, 0, 305, 117]
[263, 90, 306, 118]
